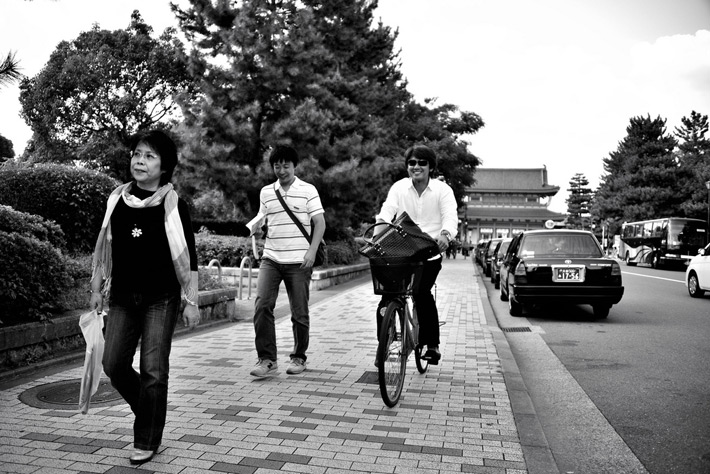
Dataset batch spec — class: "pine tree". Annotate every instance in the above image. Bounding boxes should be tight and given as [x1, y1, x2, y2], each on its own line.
[592, 115, 680, 234]
[566, 173, 593, 229]
[172, 0, 483, 233]
[173, 0, 402, 228]
[0, 51, 22, 88]
[676, 111, 710, 219]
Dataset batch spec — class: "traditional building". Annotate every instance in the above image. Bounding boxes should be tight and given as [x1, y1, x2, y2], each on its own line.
[460, 167, 566, 243]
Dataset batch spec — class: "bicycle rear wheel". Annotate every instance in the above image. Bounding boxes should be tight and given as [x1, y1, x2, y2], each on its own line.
[377, 300, 408, 407]
[414, 344, 428, 373]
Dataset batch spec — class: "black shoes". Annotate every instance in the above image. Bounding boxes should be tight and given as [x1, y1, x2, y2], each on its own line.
[422, 346, 441, 365]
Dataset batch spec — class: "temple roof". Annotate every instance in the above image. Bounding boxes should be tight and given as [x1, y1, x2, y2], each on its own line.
[466, 206, 566, 221]
[469, 168, 560, 195]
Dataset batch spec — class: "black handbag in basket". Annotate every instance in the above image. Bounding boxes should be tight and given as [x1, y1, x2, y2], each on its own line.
[275, 188, 327, 266]
[359, 212, 440, 262]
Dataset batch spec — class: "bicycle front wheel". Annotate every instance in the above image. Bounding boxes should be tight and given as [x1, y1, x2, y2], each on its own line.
[377, 300, 408, 407]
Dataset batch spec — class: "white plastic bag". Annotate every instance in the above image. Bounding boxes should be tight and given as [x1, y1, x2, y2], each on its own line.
[78, 310, 105, 414]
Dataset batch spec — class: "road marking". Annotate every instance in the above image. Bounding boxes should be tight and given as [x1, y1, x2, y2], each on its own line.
[622, 271, 684, 284]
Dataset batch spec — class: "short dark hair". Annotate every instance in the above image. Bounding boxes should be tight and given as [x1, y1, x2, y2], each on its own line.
[404, 145, 437, 172]
[269, 145, 299, 166]
[129, 130, 178, 185]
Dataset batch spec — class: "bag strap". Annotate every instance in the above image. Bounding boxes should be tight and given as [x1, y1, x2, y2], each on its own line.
[275, 186, 312, 244]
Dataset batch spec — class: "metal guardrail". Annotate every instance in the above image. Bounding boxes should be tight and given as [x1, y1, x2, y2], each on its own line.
[206, 257, 254, 301]
[206, 259, 222, 280]
[238, 256, 253, 300]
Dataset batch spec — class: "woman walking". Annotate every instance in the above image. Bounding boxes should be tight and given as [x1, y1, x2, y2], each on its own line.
[89, 130, 199, 465]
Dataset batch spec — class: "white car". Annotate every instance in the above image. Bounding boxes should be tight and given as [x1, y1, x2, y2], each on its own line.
[686, 242, 710, 297]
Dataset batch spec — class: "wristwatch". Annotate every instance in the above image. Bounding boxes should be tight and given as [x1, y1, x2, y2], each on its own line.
[440, 230, 452, 242]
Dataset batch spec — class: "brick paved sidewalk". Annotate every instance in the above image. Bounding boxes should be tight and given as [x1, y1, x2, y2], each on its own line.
[0, 257, 528, 473]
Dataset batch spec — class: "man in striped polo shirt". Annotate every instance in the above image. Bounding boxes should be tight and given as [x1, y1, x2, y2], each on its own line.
[250, 145, 326, 378]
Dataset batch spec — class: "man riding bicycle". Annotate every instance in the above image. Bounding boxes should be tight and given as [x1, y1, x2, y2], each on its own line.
[373, 145, 458, 364]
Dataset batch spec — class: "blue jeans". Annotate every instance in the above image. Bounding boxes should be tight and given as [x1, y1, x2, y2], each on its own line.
[102, 291, 180, 452]
[254, 258, 312, 362]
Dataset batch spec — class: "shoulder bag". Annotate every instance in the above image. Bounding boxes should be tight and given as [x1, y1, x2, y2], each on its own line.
[275, 188, 327, 267]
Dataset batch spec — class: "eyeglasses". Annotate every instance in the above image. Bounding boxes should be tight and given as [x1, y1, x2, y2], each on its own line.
[407, 159, 429, 167]
[131, 150, 159, 160]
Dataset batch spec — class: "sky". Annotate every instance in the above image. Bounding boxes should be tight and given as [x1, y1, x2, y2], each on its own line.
[1, 0, 709, 212]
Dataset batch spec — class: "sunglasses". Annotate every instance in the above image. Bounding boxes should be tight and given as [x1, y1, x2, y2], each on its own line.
[407, 159, 429, 167]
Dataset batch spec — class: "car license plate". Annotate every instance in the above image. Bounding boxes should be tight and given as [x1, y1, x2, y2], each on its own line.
[552, 266, 585, 282]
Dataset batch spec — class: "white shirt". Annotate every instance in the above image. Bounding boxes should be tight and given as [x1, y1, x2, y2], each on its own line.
[376, 177, 458, 239]
[258, 177, 324, 264]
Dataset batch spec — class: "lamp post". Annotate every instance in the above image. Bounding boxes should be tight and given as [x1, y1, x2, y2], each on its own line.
[706, 181, 710, 237]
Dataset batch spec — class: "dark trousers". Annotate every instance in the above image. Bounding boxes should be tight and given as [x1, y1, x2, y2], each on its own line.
[377, 257, 442, 346]
[102, 291, 180, 451]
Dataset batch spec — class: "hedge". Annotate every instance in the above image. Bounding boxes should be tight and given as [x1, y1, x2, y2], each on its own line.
[0, 205, 66, 251]
[192, 219, 250, 236]
[195, 233, 258, 267]
[194, 232, 361, 268]
[0, 230, 73, 321]
[0, 164, 119, 253]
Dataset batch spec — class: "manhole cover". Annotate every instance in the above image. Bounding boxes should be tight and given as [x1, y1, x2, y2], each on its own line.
[19, 378, 124, 410]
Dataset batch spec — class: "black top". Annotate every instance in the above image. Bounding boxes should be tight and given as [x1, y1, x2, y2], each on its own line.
[110, 184, 197, 294]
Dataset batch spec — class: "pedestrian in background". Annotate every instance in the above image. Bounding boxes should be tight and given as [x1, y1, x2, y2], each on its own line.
[249, 145, 326, 378]
[373, 144, 458, 364]
[89, 129, 199, 465]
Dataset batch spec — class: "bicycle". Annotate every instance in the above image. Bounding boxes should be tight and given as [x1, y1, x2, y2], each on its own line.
[369, 260, 429, 407]
[358, 217, 443, 407]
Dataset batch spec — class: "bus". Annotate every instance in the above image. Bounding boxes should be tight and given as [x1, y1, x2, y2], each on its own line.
[619, 217, 707, 268]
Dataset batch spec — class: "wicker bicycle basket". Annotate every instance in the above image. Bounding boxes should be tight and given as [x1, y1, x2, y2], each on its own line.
[368, 259, 422, 295]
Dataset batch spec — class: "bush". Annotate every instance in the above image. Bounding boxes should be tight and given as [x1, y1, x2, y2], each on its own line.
[0, 230, 73, 322]
[195, 232, 258, 267]
[198, 267, 231, 291]
[195, 230, 362, 268]
[322, 239, 362, 266]
[0, 163, 119, 253]
[192, 219, 250, 236]
[0, 205, 67, 251]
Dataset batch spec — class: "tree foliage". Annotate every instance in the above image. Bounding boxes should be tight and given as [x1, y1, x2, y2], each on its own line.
[675, 110, 710, 219]
[172, 0, 482, 236]
[0, 51, 23, 88]
[566, 173, 593, 229]
[592, 115, 680, 235]
[0, 133, 14, 162]
[18, 11, 193, 179]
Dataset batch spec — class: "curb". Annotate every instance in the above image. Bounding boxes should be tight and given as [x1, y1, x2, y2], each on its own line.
[477, 268, 561, 474]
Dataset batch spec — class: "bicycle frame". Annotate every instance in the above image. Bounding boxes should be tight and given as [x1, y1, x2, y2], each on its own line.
[377, 290, 428, 407]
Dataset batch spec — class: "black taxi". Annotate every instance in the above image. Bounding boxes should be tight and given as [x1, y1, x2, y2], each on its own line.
[499, 229, 624, 318]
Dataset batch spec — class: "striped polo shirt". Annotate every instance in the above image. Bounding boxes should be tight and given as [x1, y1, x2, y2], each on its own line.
[259, 177, 324, 264]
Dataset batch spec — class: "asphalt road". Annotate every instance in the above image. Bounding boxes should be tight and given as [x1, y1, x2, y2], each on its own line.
[483, 261, 710, 474]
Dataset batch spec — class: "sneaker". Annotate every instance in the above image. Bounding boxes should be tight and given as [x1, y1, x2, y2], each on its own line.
[250, 359, 279, 378]
[286, 357, 307, 375]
